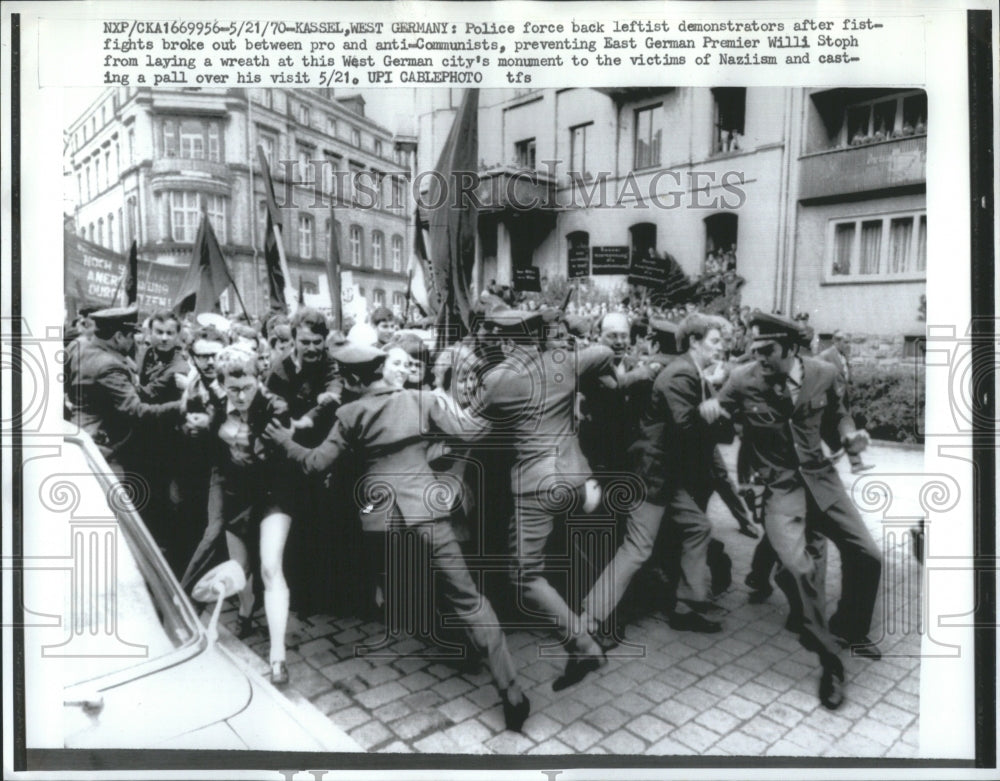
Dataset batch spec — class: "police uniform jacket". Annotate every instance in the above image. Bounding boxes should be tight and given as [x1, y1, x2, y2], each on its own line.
[137, 345, 190, 403]
[629, 352, 732, 505]
[279, 386, 466, 531]
[479, 344, 615, 497]
[715, 356, 857, 512]
[69, 339, 182, 467]
[265, 351, 342, 446]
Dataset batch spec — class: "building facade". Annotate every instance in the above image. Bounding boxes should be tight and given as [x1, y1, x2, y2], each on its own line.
[415, 87, 926, 360]
[67, 87, 415, 319]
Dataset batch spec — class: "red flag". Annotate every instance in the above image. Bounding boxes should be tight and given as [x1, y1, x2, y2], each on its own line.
[425, 89, 479, 340]
[257, 144, 291, 312]
[326, 213, 343, 330]
[174, 214, 235, 315]
[124, 240, 138, 305]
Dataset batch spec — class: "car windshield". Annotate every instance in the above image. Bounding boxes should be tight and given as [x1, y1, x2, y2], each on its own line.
[27, 439, 198, 686]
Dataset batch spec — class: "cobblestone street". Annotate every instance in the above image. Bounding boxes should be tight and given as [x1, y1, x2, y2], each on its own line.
[230, 443, 923, 757]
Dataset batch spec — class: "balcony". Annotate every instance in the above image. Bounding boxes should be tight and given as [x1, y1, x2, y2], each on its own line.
[798, 135, 926, 202]
[149, 157, 232, 195]
[476, 166, 558, 212]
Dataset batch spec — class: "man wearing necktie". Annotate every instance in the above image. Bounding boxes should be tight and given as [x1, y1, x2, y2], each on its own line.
[701, 312, 883, 711]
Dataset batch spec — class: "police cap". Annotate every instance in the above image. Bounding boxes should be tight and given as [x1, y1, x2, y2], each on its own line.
[330, 342, 386, 368]
[90, 305, 140, 334]
[748, 311, 801, 351]
[484, 309, 544, 333]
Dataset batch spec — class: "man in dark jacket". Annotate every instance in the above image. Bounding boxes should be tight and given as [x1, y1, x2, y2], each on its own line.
[703, 312, 883, 710]
[818, 330, 874, 474]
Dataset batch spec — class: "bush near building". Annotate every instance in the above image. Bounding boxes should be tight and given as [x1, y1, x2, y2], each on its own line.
[850, 362, 925, 444]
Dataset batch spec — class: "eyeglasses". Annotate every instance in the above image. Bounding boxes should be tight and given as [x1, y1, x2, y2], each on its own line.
[224, 385, 256, 397]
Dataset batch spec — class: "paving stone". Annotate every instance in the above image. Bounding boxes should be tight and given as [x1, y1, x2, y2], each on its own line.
[847, 683, 882, 707]
[651, 699, 698, 727]
[658, 666, 701, 690]
[618, 660, 661, 683]
[583, 704, 631, 732]
[613, 691, 656, 715]
[716, 664, 756, 686]
[425, 662, 458, 678]
[556, 721, 604, 752]
[349, 720, 393, 750]
[887, 740, 917, 758]
[714, 730, 768, 756]
[801, 707, 853, 738]
[695, 707, 742, 735]
[696, 676, 739, 698]
[735, 653, 777, 674]
[677, 631, 718, 651]
[381, 740, 414, 753]
[638, 679, 679, 704]
[304, 649, 339, 670]
[596, 669, 638, 695]
[440, 718, 493, 752]
[647, 735, 693, 755]
[778, 658, 815, 680]
[852, 717, 901, 747]
[320, 657, 372, 682]
[627, 713, 674, 743]
[698, 644, 736, 667]
[601, 729, 648, 754]
[311, 689, 352, 715]
[736, 681, 782, 706]
[465, 684, 500, 710]
[355, 681, 410, 710]
[547, 697, 590, 725]
[528, 738, 573, 754]
[741, 715, 789, 744]
[664, 640, 699, 660]
[390, 710, 451, 741]
[461, 668, 493, 687]
[398, 669, 438, 692]
[328, 706, 370, 731]
[372, 699, 412, 723]
[404, 689, 444, 711]
[759, 702, 807, 729]
[897, 673, 920, 695]
[413, 732, 462, 753]
[436, 695, 480, 725]
[868, 700, 916, 729]
[784, 723, 835, 753]
[287, 661, 333, 699]
[432, 676, 474, 699]
[777, 686, 820, 714]
[394, 656, 431, 674]
[670, 722, 721, 753]
[901, 725, 919, 747]
[522, 712, 563, 742]
[825, 730, 886, 756]
[521, 658, 560, 683]
[329, 676, 368, 697]
[754, 669, 797, 692]
[678, 655, 717, 678]
[766, 738, 813, 756]
[477, 705, 506, 733]
[857, 671, 897, 694]
[359, 664, 402, 687]
[717, 694, 762, 720]
[298, 637, 335, 657]
[675, 684, 720, 711]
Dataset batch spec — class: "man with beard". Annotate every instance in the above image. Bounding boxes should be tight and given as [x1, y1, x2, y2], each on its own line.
[702, 312, 882, 710]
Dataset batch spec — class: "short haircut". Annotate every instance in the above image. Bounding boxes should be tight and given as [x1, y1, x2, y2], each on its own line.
[370, 306, 395, 326]
[678, 313, 728, 352]
[387, 331, 430, 366]
[215, 345, 259, 380]
[291, 306, 328, 338]
[150, 309, 180, 330]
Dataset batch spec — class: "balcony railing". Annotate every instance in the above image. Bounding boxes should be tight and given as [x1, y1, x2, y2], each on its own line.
[151, 157, 231, 179]
[799, 135, 926, 201]
[476, 166, 558, 212]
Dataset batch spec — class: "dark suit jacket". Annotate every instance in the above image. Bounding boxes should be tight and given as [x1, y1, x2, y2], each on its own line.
[629, 352, 731, 504]
[715, 356, 856, 512]
[279, 386, 465, 530]
[137, 346, 190, 403]
[817, 346, 850, 396]
[479, 344, 615, 496]
[68, 339, 181, 469]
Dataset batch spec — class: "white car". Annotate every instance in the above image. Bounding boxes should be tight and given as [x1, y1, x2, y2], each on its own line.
[21, 428, 360, 752]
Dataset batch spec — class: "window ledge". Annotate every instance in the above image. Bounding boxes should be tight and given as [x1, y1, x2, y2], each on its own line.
[822, 274, 926, 285]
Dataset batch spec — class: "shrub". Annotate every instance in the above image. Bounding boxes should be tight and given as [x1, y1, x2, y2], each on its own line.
[849, 362, 925, 444]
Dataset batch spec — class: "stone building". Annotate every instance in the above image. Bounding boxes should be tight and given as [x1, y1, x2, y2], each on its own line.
[66, 88, 416, 318]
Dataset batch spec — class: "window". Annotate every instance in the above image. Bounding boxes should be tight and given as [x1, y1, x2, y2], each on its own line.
[258, 130, 277, 164]
[94, 157, 101, 193]
[569, 123, 593, 177]
[101, 106, 106, 125]
[704, 213, 739, 273]
[169, 192, 226, 243]
[299, 103, 310, 126]
[85, 165, 91, 200]
[515, 137, 536, 169]
[903, 335, 926, 361]
[828, 212, 926, 280]
[372, 231, 384, 269]
[104, 151, 112, 187]
[128, 128, 135, 164]
[88, 223, 95, 243]
[76, 173, 82, 203]
[392, 291, 406, 310]
[371, 171, 383, 209]
[327, 116, 337, 136]
[846, 91, 927, 146]
[349, 163, 364, 203]
[391, 177, 406, 211]
[296, 144, 314, 183]
[349, 225, 362, 266]
[713, 88, 746, 153]
[634, 105, 663, 169]
[255, 89, 273, 109]
[372, 289, 386, 306]
[107, 213, 115, 251]
[114, 142, 120, 175]
[567, 231, 590, 251]
[629, 222, 657, 264]
[351, 128, 361, 147]
[374, 139, 383, 157]
[298, 213, 314, 259]
[118, 207, 124, 250]
[127, 199, 137, 245]
[162, 119, 223, 161]
[391, 234, 403, 272]
[324, 219, 331, 260]
[97, 218, 104, 247]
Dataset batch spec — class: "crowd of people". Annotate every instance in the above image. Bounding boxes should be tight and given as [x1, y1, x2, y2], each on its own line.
[63, 292, 881, 733]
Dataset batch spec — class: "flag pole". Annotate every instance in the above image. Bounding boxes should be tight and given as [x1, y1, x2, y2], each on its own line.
[200, 200, 251, 322]
[328, 203, 342, 332]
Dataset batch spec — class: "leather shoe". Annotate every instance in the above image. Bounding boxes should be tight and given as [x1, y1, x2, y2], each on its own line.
[552, 653, 603, 692]
[851, 462, 875, 474]
[819, 658, 845, 710]
[668, 611, 722, 634]
[234, 615, 255, 640]
[745, 573, 773, 602]
[502, 690, 531, 732]
[835, 634, 883, 660]
[270, 660, 290, 687]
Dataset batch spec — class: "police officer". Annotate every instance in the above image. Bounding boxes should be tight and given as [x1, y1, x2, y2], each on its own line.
[67, 305, 182, 476]
[702, 312, 883, 710]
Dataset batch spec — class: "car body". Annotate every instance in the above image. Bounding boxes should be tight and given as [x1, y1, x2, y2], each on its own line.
[22, 427, 360, 751]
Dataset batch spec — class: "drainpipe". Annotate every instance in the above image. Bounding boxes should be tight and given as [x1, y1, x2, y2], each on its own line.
[773, 87, 796, 313]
